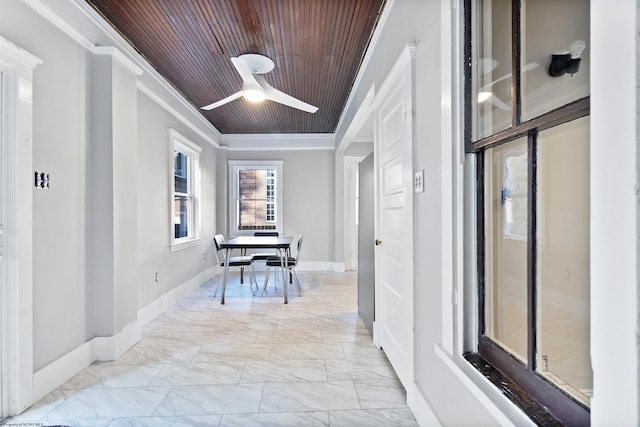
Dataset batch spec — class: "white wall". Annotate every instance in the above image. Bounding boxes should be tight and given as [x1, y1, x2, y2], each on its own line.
[136, 92, 219, 310]
[590, 0, 639, 424]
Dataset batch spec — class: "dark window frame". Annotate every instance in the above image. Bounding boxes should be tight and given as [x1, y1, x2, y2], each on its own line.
[463, 0, 591, 424]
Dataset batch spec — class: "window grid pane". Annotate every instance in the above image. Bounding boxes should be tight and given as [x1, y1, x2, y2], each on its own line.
[484, 137, 529, 363]
[471, 0, 513, 140]
[521, 0, 590, 121]
[174, 194, 190, 239]
[536, 116, 591, 406]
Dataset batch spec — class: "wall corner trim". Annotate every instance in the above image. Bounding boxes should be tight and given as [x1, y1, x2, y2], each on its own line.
[92, 46, 143, 76]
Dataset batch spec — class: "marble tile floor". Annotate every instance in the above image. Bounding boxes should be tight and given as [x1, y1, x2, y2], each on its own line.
[5, 271, 419, 427]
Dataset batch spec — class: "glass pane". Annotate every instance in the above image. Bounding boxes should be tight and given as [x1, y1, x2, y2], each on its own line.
[536, 116, 591, 406]
[174, 151, 188, 193]
[521, 0, 590, 121]
[484, 137, 528, 362]
[174, 194, 189, 239]
[237, 169, 277, 230]
[471, 0, 513, 141]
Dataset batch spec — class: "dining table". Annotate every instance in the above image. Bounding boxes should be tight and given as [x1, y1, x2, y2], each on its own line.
[218, 235, 293, 304]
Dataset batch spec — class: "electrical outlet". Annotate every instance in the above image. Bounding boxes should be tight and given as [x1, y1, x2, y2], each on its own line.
[414, 170, 424, 193]
[34, 171, 51, 189]
[155, 272, 160, 282]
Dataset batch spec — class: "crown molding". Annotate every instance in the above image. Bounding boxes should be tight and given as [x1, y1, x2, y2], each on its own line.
[221, 133, 335, 151]
[91, 46, 143, 76]
[0, 34, 42, 70]
[138, 83, 220, 148]
[334, 0, 396, 136]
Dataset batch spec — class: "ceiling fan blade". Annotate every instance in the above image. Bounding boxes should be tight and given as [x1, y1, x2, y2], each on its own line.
[255, 75, 318, 113]
[231, 57, 261, 88]
[200, 91, 243, 110]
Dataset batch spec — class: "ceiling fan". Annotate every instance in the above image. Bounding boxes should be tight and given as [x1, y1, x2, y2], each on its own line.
[201, 54, 318, 113]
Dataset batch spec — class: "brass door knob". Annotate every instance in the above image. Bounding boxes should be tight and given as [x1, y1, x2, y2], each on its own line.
[375, 239, 382, 246]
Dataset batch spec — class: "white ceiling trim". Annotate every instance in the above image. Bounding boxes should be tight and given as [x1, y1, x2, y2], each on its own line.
[139, 83, 220, 148]
[221, 134, 335, 151]
[92, 46, 143, 76]
[334, 0, 396, 139]
[0, 34, 43, 70]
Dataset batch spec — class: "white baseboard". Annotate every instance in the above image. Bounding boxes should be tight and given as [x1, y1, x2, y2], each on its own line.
[252, 261, 344, 272]
[298, 261, 342, 272]
[407, 382, 442, 426]
[31, 266, 218, 406]
[138, 266, 218, 327]
[32, 339, 92, 403]
[92, 320, 142, 362]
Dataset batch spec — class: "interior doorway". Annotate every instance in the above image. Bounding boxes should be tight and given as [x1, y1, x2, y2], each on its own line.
[344, 156, 364, 271]
[373, 46, 415, 388]
[358, 152, 375, 335]
[0, 68, 4, 419]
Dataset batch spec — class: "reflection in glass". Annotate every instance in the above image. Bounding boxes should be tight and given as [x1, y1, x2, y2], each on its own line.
[484, 137, 528, 362]
[536, 117, 591, 406]
[471, 0, 512, 140]
[174, 151, 188, 193]
[174, 195, 189, 239]
[521, 0, 590, 121]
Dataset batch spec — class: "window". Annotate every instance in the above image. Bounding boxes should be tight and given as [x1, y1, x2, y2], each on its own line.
[465, 0, 590, 424]
[170, 130, 201, 251]
[229, 160, 283, 234]
[265, 169, 276, 222]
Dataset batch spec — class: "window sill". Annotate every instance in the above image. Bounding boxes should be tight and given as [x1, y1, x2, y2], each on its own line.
[434, 345, 537, 427]
[170, 237, 202, 252]
[463, 352, 563, 426]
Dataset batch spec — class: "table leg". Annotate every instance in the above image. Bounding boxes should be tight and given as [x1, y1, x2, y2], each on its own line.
[221, 248, 231, 304]
[280, 248, 289, 304]
[240, 249, 246, 283]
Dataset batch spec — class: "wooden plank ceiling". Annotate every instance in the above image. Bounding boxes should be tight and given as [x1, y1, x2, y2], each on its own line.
[85, 0, 386, 134]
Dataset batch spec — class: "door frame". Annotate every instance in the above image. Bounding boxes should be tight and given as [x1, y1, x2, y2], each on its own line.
[344, 156, 365, 271]
[0, 35, 40, 417]
[372, 44, 416, 385]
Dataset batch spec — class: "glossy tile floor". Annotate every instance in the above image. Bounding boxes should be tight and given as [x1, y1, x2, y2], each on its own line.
[6, 271, 419, 426]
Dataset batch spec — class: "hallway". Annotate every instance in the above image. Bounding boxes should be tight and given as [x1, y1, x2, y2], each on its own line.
[6, 272, 418, 426]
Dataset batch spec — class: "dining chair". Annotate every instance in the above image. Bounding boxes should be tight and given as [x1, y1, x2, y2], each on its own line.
[262, 234, 303, 296]
[212, 234, 258, 298]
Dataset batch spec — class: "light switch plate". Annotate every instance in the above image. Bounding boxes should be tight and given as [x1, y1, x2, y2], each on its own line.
[414, 170, 424, 193]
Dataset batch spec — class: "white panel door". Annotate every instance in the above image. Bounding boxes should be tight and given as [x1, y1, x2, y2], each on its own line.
[375, 53, 414, 387]
[0, 69, 4, 418]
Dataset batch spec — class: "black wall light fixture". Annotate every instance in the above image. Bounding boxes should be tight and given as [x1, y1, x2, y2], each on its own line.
[548, 40, 586, 77]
